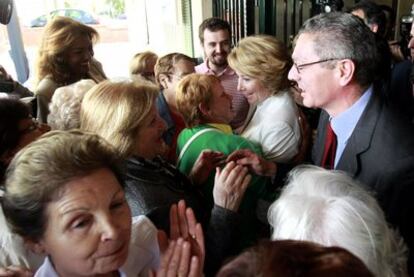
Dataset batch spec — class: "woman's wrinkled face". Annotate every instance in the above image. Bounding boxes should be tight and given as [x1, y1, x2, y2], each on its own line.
[236, 73, 270, 104]
[134, 104, 167, 160]
[63, 34, 93, 78]
[206, 80, 235, 124]
[37, 168, 131, 276]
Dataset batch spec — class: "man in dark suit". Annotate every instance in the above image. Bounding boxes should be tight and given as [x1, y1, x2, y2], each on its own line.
[288, 12, 414, 274]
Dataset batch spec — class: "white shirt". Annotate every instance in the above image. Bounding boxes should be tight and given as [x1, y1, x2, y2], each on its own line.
[121, 216, 160, 277]
[34, 257, 127, 277]
[241, 90, 301, 162]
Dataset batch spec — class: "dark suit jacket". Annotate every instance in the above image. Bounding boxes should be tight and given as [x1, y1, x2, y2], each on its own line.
[390, 60, 414, 120]
[313, 93, 414, 274]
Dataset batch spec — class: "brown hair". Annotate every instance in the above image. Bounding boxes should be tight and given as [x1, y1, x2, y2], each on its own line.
[2, 130, 123, 241]
[176, 73, 219, 127]
[129, 51, 158, 79]
[218, 240, 374, 277]
[198, 17, 231, 44]
[35, 16, 98, 85]
[154, 52, 194, 88]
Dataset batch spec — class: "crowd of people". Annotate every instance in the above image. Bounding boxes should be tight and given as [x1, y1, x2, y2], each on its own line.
[1, 1, 414, 276]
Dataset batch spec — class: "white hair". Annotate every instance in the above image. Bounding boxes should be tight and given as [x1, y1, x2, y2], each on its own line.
[48, 79, 96, 130]
[268, 165, 407, 277]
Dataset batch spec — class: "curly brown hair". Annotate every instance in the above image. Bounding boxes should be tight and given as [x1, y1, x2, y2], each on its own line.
[35, 16, 99, 85]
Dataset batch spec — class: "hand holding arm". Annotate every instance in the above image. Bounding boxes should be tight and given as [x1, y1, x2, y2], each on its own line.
[226, 149, 277, 176]
[213, 161, 251, 211]
[188, 150, 225, 185]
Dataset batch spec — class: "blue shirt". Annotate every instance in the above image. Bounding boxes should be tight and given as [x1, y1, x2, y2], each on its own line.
[331, 86, 372, 167]
[156, 90, 175, 145]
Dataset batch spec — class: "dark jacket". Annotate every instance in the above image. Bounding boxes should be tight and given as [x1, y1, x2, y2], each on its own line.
[124, 156, 241, 275]
[313, 93, 414, 275]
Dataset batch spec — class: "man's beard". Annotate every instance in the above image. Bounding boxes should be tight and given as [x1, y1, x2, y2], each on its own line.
[207, 53, 228, 67]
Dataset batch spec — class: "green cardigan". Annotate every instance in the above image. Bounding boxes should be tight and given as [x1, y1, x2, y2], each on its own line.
[177, 124, 272, 249]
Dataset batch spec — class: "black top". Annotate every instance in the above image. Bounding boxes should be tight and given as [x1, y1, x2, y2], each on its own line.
[124, 156, 241, 276]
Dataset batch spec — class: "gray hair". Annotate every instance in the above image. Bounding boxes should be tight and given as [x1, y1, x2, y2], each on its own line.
[268, 165, 407, 277]
[2, 130, 124, 241]
[47, 79, 96, 130]
[297, 12, 379, 88]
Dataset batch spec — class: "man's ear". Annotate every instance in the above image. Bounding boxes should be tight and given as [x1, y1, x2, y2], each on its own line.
[24, 238, 46, 255]
[337, 59, 355, 87]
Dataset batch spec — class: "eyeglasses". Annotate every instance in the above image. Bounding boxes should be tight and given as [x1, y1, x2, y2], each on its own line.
[293, 58, 339, 74]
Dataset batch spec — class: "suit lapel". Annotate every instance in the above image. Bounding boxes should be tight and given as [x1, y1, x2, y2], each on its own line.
[336, 94, 381, 177]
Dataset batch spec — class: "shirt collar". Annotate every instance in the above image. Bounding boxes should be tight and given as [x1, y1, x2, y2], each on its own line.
[331, 85, 373, 142]
[198, 61, 235, 77]
[39, 256, 126, 277]
[207, 123, 233, 134]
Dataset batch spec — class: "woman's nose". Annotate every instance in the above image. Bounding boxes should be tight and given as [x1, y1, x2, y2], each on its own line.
[237, 79, 243, 91]
[100, 217, 120, 242]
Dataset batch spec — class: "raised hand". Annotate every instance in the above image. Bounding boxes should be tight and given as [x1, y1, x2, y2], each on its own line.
[213, 161, 251, 211]
[150, 238, 200, 277]
[169, 200, 205, 275]
[188, 150, 225, 185]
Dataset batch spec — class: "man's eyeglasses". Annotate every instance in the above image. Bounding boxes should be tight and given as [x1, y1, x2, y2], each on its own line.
[293, 58, 339, 74]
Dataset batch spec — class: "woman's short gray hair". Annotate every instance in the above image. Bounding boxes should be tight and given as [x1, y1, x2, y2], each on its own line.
[268, 165, 407, 277]
[47, 79, 96, 130]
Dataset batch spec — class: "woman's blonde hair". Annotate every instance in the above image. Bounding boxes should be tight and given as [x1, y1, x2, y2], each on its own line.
[129, 51, 158, 77]
[35, 16, 99, 85]
[80, 80, 158, 158]
[228, 35, 292, 95]
[154, 52, 194, 88]
[176, 74, 219, 128]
